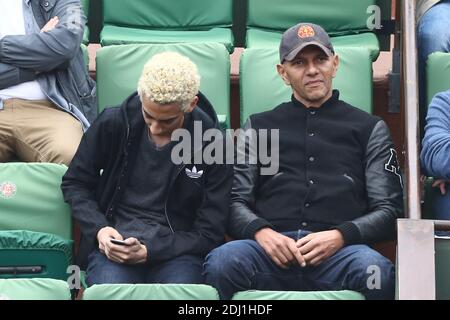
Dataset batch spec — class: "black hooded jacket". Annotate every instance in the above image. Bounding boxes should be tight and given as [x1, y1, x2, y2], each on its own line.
[61, 92, 233, 268]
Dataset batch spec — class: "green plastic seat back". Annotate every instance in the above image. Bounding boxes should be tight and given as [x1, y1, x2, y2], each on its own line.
[435, 238, 450, 300]
[240, 47, 373, 124]
[81, 0, 89, 44]
[426, 52, 450, 106]
[246, 0, 381, 60]
[0, 163, 72, 239]
[83, 284, 219, 300]
[96, 43, 230, 128]
[103, 0, 232, 30]
[0, 278, 71, 300]
[247, 0, 376, 36]
[232, 290, 365, 300]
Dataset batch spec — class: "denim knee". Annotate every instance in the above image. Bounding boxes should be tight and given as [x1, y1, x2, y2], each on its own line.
[345, 246, 395, 300]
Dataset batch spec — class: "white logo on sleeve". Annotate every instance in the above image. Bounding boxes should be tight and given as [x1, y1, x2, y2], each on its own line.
[385, 148, 403, 188]
[185, 166, 204, 179]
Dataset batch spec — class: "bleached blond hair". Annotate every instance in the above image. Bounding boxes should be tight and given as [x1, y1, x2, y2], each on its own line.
[137, 52, 200, 112]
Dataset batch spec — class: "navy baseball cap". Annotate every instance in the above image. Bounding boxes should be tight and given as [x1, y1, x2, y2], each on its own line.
[279, 23, 335, 63]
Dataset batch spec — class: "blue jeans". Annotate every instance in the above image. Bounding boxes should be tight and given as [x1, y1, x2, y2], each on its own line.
[86, 250, 204, 286]
[203, 231, 395, 300]
[417, 0, 450, 130]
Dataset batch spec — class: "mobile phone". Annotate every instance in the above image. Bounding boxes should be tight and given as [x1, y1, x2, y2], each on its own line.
[110, 238, 129, 246]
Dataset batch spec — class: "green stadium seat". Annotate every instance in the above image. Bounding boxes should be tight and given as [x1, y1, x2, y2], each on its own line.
[232, 290, 365, 300]
[81, 43, 89, 70]
[435, 238, 450, 300]
[0, 163, 73, 281]
[81, 0, 89, 45]
[82, 284, 219, 300]
[246, 0, 381, 61]
[239, 47, 373, 125]
[0, 278, 71, 300]
[100, 0, 234, 52]
[426, 52, 450, 106]
[96, 43, 230, 129]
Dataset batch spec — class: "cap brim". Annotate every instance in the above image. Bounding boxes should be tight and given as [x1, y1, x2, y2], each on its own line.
[283, 41, 333, 63]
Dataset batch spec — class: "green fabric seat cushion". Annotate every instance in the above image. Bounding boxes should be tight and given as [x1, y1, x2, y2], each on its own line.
[0, 163, 72, 239]
[83, 284, 219, 300]
[100, 26, 234, 53]
[426, 52, 450, 106]
[83, 28, 89, 45]
[0, 278, 71, 300]
[0, 231, 72, 280]
[247, 0, 376, 35]
[96, 42, 230, 128]
[103, 0, 232, 29]
[232, 290, 365, 300]
[435, 238, 450, 300]
[81, 44, 89, 69]
[246, 29, 380, 61]
[101, 0, 233, 51]
[240, 47, 372, 125]
[81, 0, 89, 44]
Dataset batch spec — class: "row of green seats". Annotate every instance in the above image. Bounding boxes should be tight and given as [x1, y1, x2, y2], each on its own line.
[95, 42, 373, 130]
[82, 0, 391, 59]
[0, 279, 365, 300]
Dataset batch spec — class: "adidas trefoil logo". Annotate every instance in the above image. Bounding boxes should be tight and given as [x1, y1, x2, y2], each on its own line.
[185, 166, 204, 179]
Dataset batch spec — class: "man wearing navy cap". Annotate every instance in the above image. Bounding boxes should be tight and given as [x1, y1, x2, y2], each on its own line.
[204, 23, 403, 300]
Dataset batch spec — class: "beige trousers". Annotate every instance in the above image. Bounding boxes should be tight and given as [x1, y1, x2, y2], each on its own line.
[0, 99, 83, 166]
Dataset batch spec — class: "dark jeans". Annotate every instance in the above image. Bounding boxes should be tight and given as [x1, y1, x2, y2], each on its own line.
[86, 250, 204, 286]
[203, 231, 395, 300]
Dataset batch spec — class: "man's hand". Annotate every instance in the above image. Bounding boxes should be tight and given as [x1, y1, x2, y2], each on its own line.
[432, 179, 450, 195]
[296, 230, 344, 267]
[105, 237, 148, 265]
[41, 16, 59, 33]
[254, 228, 306, 269]
[96, 227, 148, 264]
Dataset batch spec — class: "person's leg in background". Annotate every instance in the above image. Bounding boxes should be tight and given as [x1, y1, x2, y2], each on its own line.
[13, 99, 83, 165]
[417, 0, 450, 135]
[0, 100, 16, 162]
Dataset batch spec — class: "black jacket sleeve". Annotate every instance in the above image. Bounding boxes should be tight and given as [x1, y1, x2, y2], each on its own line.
[0, 0, 85, 72]
[228, 119, 273, 239]
[61, 108, 119, 249]
[335, 120, 404, 245]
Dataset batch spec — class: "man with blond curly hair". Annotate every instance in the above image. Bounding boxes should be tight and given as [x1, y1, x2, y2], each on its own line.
[61, 52, 233, 285]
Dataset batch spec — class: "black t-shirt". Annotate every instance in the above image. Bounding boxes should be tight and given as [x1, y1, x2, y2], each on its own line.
[114, 127, 175, 236]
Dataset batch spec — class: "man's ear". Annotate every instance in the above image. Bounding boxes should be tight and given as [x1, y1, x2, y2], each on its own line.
[186, 96, 198, 113]
[277, 64, 291, 85]
[332, 55, 340, 78]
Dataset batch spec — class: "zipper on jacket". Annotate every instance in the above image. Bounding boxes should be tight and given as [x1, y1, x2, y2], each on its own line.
[164, 164, 186, 234]
[105, 126, 131, 219]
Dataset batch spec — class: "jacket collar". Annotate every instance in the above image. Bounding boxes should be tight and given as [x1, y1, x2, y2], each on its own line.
[291, 89, 340, 111]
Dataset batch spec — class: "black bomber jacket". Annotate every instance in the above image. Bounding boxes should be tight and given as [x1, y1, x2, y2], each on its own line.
[61, 92, 233, 268]
[229, 90, 404, 245]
